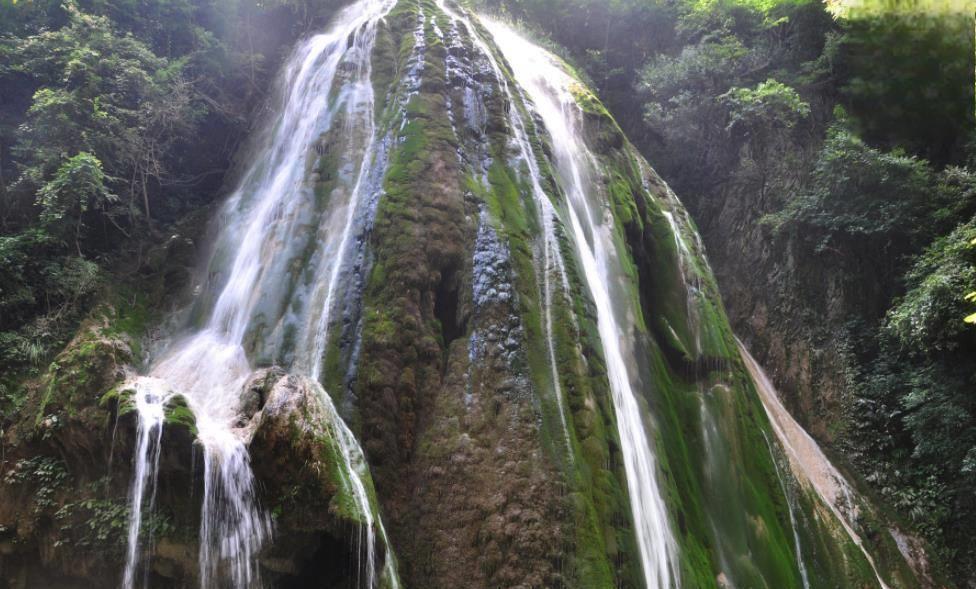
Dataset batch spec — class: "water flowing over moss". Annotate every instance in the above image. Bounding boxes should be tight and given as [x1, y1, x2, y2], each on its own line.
[0, 0, 934, 587]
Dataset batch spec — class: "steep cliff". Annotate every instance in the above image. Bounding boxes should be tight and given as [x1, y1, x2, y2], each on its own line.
[0, 1, 927, 588]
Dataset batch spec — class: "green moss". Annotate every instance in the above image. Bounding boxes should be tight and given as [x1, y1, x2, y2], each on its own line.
[608, 173, 641, 230]
[317, 427, 367, 524]
[98, 386, 136, 417]
[163, 394, 197, 437]
[32, 318, 131, 426]
[102, 289, 156, 363]
[552, 71, 886, 586]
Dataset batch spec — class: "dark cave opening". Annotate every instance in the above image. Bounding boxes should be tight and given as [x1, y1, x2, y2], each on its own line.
[433, 266, 464, 348]
[276, 527, 366, 589]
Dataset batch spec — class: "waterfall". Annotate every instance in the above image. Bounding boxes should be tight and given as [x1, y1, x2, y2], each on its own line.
[432, 0, 576, 460]
[121, 0, 399, 586]
[121, 378, 170, 589]
[483, 19, 679, 589]
[317, 383, 400, 589]
[739, 340, 891, 589]
[761, 430, 812, 589]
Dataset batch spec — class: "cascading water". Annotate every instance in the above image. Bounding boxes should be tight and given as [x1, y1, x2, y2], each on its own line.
[433, 0, 576, 460]
[122, 378, 171, 589]
[121, 0, 399, 586]
[483, 19, 679, 589]
[761, 430, 812, 589]
[739, 341, 891, 589]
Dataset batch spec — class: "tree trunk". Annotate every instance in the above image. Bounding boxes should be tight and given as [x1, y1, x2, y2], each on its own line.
[141, 168, 153, 232]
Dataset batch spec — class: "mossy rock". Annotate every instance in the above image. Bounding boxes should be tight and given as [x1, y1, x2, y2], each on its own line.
[163, 394, 197, 438]
[248, 373, 377, 529]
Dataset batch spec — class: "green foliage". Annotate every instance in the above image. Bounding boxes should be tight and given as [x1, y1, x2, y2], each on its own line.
[3, 455, 71, 513]
[639, 34, 754, 187]
[636, 1, 828, 194]
[770, 122, 974, 250]
[54, 496, 126, 550]
[0, 6, 193, 387]
[827, 0, 975, 16]
[0, 0, 341, 395]
[6, 5, 194, 225]
[36, 152, 117, 250]
[53, 479, 175, 552]
[722, 78, 810, 134]
[0, 228, 101, 394]
[829, 10, 974, 164]
[721, 78, 810, 191]
[887, 222, 976, 352]
[845, 218, 976, 573]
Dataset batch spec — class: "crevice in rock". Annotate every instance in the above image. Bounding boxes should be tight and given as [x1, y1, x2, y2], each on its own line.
[433, 265, 465, 349]
[274, 530, 358, 589]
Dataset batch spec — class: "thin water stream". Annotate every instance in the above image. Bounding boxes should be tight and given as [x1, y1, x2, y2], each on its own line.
[483, 18, 679, 589]
[433, 0, 576, 460]
[739, 340, 891, 589]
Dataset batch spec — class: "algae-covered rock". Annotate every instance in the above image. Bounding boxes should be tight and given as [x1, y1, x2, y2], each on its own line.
[0, 312, 202, 587]
[245, 370, 396, 585]
[11, 312, 134, 474]
[248, 372, 364, 526]
[239, 366, 287, 424]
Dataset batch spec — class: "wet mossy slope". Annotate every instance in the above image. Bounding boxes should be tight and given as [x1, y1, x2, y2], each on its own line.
[344, 1, 924, 588]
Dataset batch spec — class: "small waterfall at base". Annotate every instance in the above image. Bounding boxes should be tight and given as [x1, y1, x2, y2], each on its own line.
[483, 19, 679, 589]
[197, 428, 269, 588]
[738, 340, 891, 589]
[122, 378, 171, 589]
[120, 0, 399, 586]
[317, 382, 400, 589]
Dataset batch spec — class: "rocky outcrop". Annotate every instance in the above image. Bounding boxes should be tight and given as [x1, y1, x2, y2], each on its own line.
[0, 331, 393, 588]
[354, 6, 570, 586]
[0, 314, 199, 588]
[246, 370, 396, 587]
[675, 128, 941, 586]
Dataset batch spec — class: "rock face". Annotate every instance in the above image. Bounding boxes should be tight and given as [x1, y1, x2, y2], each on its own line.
[676, 180, 859, 443]
[0, 345, 388, 588]
[247, 371, 395, 587]
[0, 313, 199, 587]
[0, 1, 929, 588]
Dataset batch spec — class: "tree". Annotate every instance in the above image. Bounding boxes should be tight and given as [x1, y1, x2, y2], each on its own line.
[830, 10, 974, 165]
[721, 78, 810, 200]
[36, 152, 116, 255]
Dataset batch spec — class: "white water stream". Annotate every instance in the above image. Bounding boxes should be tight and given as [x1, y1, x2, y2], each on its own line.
[122, 378, 170, 589]
[761, 430, 812, 589]
[121, 1, 399, 587]
[739, 340, 891, 589]
[433, 0, 576, 460]
[483, 19, 679, 589]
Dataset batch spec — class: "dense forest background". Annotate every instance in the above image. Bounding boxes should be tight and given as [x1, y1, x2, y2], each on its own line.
[1, 0, 974, 584]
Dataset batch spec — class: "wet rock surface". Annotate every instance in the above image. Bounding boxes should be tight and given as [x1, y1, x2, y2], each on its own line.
[0, 315, 199, 588]
[246, 372, 392, 588]
[0, 332, 388, 588]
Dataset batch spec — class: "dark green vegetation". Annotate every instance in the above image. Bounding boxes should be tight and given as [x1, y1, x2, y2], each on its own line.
[479, 0, 976, 582]
[0, 312, 202, 584]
